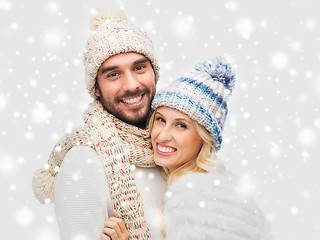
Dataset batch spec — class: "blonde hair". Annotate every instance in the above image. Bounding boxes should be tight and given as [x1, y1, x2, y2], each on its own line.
[149, 110, 225, 185]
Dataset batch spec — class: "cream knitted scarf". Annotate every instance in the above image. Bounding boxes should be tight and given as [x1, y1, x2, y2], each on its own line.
[32, 100, 156, 239]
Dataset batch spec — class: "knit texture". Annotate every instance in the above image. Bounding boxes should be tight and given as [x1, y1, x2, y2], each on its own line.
[32, 100, 156, 239]
[84, 9, 159, 99]
[164, 172, 273, 240]
[152, 56, 236, 151]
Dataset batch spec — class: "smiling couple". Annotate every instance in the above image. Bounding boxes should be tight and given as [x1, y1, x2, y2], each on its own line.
[32, 9, 272, 240]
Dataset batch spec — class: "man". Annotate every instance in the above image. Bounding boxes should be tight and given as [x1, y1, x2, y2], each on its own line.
[32, 9, 166, 240]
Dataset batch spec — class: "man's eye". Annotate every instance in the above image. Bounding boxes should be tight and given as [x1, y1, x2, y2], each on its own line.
[107, 72, 118, 78]
[135, 66, 145, 71]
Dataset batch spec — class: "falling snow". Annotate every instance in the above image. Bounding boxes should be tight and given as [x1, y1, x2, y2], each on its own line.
[30, 103, 52, 124]
[235, 18, 254, 39]
[298, 128, 317, 146]
[0, 0, 12, 10]
[225, 1, 240, 12]
[0, 152, 19, 176]
[305, 18, 317, 31]
[35, 227, 59, 240]
[71, 235, 90, 240]
[270, 51, 290, 70]
[15, 207, 34, 227]
[1, 1, 319, 240]
[169, 12, 196, 40]
[0, 93, 7, 111]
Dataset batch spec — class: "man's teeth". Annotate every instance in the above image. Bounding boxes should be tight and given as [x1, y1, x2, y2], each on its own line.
[157, 145, 176, 153]
[122, 96, 142, 104]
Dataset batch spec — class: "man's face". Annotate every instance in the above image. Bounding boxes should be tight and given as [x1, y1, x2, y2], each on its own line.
[95, 52, 156, 127]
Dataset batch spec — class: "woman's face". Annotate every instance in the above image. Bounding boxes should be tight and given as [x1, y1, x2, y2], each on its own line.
[151, 106, 203, 173]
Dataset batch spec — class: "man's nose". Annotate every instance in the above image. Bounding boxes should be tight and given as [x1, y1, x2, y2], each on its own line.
[122, 72, 140, 92]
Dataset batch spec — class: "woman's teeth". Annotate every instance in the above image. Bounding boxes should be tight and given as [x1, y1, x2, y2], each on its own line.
[157, 145, 176, 153]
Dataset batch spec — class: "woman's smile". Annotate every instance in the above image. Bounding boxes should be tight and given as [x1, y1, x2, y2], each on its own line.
[151, 107, 203, 173]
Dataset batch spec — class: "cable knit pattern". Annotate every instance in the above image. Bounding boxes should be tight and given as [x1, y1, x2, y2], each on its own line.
[164, 172, 272, 240]
[33, 100, 156, 239]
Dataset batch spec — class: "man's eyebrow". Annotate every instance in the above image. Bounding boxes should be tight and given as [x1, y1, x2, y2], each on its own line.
[99, 58, 149, 75]
[100, 66, 118, 75]
[133, 58, 149, 65]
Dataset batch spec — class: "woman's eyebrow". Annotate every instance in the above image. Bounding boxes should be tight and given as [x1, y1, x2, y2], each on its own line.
[155, 111, 164, 117]
[174, 118, 192, 124]
[156, 111, 192, 124]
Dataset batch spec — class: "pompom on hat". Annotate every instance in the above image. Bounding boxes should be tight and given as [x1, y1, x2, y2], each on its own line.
[152, 56, 236, 151]
[84, 9, 159, 99]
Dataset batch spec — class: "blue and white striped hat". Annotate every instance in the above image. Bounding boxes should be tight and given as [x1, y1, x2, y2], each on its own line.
[151, 56, 236, 151]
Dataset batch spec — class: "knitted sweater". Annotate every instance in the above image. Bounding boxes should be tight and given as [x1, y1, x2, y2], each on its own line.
[54, 146, 166, 240]
[164, 172, 272, 240]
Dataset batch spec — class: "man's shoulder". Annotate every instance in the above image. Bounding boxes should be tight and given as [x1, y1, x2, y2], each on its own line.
[65, 145, 98, 158]
[56, 145, 108, 194]
[59, 146, 101, 173]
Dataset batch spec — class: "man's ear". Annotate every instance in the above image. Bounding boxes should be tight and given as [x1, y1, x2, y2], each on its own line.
[95, 81, 100, 97]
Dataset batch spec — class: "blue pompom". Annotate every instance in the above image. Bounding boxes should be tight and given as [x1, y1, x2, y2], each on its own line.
[194, 56, 236, 92]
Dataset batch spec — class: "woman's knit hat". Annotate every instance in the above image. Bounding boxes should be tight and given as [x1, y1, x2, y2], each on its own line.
[151, 56, 236, 151]
[84, 9, 159, 99]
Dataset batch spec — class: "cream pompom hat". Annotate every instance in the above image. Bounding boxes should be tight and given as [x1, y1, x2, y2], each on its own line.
[84, 9, 159, 99]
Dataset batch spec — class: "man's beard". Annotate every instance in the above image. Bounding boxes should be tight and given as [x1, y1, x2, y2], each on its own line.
[98, 88, 155, 127]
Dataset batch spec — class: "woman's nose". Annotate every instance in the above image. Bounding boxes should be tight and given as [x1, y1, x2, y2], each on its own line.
[157, 126, 173, 142]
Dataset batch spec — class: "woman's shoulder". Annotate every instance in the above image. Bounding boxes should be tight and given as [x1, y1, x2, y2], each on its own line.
[164, 171, 272, 239]
[167, 171, 239, 194]
[166, 171, 262, 213]
[165, 172, 264, 225]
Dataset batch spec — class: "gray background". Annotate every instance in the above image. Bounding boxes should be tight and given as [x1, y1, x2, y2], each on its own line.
[1, 0, 319, 239]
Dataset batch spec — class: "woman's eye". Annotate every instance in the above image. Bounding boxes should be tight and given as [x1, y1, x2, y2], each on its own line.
[177, 123, 187, 128]
[155, 117, 165, 123]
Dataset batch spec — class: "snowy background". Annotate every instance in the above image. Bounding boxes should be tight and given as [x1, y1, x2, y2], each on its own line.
[1, 0, 319, 239]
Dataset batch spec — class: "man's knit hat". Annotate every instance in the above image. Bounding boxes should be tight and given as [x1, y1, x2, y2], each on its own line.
[84, 9, 159, 99]
[152, 56, 236, 151]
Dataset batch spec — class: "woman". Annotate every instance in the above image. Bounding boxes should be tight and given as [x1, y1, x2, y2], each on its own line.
[102, 57, 272, 240]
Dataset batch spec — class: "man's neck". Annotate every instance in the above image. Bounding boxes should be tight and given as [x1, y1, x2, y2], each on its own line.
[132, 121, 147, 129]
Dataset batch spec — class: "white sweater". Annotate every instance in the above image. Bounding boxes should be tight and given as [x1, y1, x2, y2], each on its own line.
[164, 172, 272, 240]
[54, 146, 166, 240]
